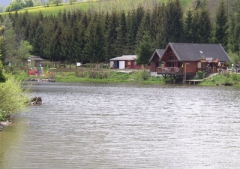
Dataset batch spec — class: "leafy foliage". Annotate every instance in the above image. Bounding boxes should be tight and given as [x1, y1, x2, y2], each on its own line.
[0, 77, 28, 117]
[0, 25, 6, 83]
[5, 0, 34, 12]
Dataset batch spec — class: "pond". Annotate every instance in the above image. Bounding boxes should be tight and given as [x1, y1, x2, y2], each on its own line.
[0, 82, 240, 169]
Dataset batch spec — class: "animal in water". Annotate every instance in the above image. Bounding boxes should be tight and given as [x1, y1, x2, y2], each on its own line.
[30, 97, 42, 105]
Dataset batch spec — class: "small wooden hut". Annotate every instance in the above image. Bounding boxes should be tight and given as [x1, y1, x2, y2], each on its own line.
[110, 55, 137, 69]
[28, 55, 45, 67]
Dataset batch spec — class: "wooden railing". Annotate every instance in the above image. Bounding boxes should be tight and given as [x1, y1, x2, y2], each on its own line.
[156, 67, 183, 74]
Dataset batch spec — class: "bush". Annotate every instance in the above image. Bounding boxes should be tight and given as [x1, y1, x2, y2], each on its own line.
[223, 70, 230, 77]
[165, 77, 173, 83]
[0, 78, 28, 119]
[197, 71, 203, 79]
[87, 71, 109, 79]
[129, 69, 149, 82]
[9, 3, 23, 11]
[231, 73, 239, 81]
[139, 69, 149, 81]
[0, 110, 7, 121]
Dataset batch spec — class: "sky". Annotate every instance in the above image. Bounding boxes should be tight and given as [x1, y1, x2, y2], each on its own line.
[0, 0, 11, 11]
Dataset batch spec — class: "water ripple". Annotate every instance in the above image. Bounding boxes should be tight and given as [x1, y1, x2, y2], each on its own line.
[1, 82, 240, 169]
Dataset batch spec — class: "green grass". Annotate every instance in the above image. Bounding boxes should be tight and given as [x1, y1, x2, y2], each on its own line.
[0, 0, 226, 21]
[19, 2, 90, 16]
[200, 73, 240, 86]
[54, 69, 165, 84]
[12, 67, 240, 86]
[1, 2, 91, 16]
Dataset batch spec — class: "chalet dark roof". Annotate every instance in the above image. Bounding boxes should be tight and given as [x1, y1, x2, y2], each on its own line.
[149, 49, 165, 62]
[166, 43, 231, 62]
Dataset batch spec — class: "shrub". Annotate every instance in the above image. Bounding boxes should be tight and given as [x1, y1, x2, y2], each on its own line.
[163, 77, 172, 83]
[139, 69, 149, 81]
[0, 110, 7, 121]
[231, 73, 239, 81]
[0, 78, 28, 118]
[197, 71, 203, 79]
[130, 69, 149, 82]
[223, 70, 230, 77]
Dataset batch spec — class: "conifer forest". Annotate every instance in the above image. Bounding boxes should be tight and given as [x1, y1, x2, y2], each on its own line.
[1, 0, 240, 65]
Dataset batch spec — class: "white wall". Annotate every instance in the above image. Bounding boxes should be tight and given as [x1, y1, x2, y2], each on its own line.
[119, 61, 125, 69]
[110, 61, 114, 68]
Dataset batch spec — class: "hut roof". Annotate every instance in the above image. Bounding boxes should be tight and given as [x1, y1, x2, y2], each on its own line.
[110, 55, 137, 61]
[164, 43, 231, 62]
[29, 55, 45, 61]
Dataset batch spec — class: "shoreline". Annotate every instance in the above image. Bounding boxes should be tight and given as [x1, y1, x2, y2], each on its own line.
[0, 120, 12, 131]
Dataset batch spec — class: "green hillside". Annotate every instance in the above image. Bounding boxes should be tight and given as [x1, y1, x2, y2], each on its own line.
[0, 0, 230, 19]
[1, 0, 194, 16]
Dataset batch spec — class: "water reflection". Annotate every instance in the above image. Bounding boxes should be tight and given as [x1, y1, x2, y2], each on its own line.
[1, 82, 240, 168]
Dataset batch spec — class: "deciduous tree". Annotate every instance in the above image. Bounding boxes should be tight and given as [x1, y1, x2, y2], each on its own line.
[17, 40, 32, 65]
[0, 25, 6, 82]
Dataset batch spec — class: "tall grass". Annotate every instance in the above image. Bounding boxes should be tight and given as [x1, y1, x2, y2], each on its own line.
[55, 70, 165, 83]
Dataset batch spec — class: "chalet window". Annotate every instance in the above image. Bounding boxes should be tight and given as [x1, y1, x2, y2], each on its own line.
[169, 56, 175, 60]
[167, 62, 175, 67]
[197, 62, 201, 68]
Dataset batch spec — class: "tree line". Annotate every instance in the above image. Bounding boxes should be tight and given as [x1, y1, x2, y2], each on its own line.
[0, 0, 240, 66]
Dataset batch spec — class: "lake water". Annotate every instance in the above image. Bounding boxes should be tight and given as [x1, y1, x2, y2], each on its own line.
[0, 82, 240, 169]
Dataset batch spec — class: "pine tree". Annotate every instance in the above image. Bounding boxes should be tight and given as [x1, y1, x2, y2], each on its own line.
[126, 10, 137, 54]
[136, 10, 151, 45]
[31, 22, 44, 56]
[84, 13, 106, 65]
[184, 9, 194, 43]
[74, 14, 88, 64]
[191, 0, 212, 43]
[198, 6, 212, 43]
[164, 0, 184, 43]
[228, 0, 240, 53]
[191, 10, 200, 43]
[215, 0, 228, 49]
[151, 3, 167, 48]
[135, 31, 154, 66]
[115, 11, 127, 55]
[59, 27, 72, 65]
[53, 26, 62, 61]
[105, 11, 119, 60]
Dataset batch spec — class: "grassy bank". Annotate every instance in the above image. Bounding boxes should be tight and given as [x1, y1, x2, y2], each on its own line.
[17, 68, 165, 84]
[54, 69, 165, 84]
[13, 66, 240, 86]
[200, 73, 240, 87]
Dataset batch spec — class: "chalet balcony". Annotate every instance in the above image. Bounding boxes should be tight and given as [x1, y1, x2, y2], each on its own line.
[156, 67, 183, 75]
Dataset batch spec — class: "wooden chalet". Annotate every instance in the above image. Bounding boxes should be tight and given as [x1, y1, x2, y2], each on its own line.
[152, 43, 231, 82]
[149, 49, 165, 72]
